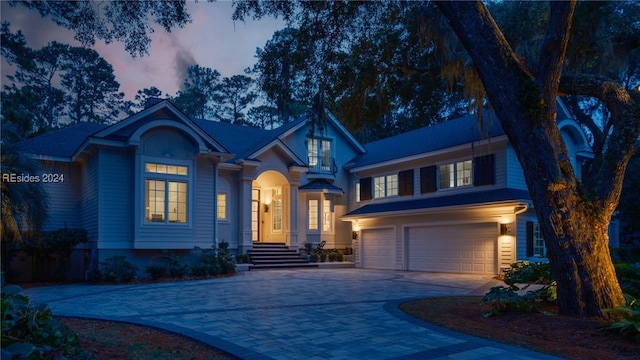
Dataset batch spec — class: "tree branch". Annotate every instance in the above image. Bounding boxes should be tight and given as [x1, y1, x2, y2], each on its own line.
[560, 74, 640, 210]
[536, 1, 576, 119]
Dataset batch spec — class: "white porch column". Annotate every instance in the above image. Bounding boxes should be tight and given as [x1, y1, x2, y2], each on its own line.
[287, 166, 304, 250]
[237, 167, 256, 254]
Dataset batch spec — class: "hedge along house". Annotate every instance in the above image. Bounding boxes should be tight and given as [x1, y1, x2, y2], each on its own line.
[341, 100, 607, 274]
[15, 98, 614, 278]
[15, 99, 365, 275]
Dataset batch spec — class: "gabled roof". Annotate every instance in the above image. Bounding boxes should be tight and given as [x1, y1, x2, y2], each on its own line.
[342, 188, 530, 218]
[15, 123, 108, 160]
[17, 102, 363, 166]
[349, 113, 505, 170]
[192, 116, 307, 163]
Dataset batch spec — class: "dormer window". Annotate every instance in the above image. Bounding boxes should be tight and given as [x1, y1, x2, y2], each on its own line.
[308, 138, 332, 173]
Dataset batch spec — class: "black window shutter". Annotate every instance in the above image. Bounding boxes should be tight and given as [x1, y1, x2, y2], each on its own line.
[474, 154, 495, 186]
[360, 177, 372, 201]
[420, 166, 437, 193]
[398, 169, 414, 196]
[526, 221, 534, 257]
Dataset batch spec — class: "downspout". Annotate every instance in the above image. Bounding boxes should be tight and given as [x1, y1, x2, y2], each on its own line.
[514, 203, 529, 216]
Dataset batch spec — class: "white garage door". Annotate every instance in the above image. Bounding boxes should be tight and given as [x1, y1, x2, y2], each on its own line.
[361, 228, 395, 270]
[407, 223, 496, 274]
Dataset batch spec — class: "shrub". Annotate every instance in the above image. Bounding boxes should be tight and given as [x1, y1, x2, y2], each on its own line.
[1, 285, 83, 359]
[483, 261, 557, 316]
[163, 251, 190, 278]
[191, 242, 235, 276]
[191, 247, 219, 276]
[615, 263, 640, 298]
[481, 285, 536, 317]
[19, 227, 88, 281]
[99, 256, 138, 284]
[144, 264, 168, 280]
[235, 254, 250, 264]
[601, 294, 640, 343]
[216, 242, 235, 275]
[503, 261, 553, 285]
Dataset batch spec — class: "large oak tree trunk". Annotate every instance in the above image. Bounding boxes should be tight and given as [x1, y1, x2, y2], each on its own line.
[436, 1, 633, 316]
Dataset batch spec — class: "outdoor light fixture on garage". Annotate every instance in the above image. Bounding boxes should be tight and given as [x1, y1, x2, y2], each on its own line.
[500, 223, 509, 236]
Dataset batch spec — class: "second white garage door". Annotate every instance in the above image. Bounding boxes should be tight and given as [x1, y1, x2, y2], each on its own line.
[406, 223, 497, 274]
[361, 228, 395, 270]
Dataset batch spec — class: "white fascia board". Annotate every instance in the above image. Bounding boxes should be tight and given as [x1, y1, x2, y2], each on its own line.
[249, 139, 306, 165]
[71, 138, 128, 161]
[341, 200, 526, 220]
[29, 154, 72, 162]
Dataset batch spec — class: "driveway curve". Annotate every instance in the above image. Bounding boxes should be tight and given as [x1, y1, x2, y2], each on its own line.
[24, 268, 559, 359]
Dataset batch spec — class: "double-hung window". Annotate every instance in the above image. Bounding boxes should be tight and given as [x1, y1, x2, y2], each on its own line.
[145, 163, 188, 223]
[308, 138, 332, 172]
[533, 223, 546, 257]
[374, 174, 398, 198]
[439, 160, 472, 189]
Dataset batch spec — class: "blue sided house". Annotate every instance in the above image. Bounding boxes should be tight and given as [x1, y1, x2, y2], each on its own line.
[15, 99, 614, 276]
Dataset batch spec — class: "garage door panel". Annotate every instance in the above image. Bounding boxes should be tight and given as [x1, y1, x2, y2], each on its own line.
[407, 223, 496, 274]
[361, 228, 395, 270]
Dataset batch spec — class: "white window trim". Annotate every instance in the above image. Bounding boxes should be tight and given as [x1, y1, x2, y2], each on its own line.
[533, 222, 546, 257]
[373, 174, 399, 199]
[438, 159, 472, 190]
[141, 156, 193, 226]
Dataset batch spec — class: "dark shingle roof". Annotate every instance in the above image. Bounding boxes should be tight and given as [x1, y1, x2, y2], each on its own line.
[344, 188, 530, 217]
[193, 117, 306, 162]
[351, 113, 504, 168]
[15, 123, 108, 158]
[299, 179, 344, 193]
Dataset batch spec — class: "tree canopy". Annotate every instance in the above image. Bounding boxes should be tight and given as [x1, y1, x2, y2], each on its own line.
[1, 24, 126, 141]
[7, 0, 192, 57]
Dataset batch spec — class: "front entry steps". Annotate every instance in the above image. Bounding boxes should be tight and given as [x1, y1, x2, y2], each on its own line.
[248, 242, 318, 270]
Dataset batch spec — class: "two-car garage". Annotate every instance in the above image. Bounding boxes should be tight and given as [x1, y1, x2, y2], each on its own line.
[359, 223, 498, 275]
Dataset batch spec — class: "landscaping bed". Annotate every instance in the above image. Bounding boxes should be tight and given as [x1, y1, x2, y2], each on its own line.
[400, 296, 640, 360]
[59, 318, 237, 360]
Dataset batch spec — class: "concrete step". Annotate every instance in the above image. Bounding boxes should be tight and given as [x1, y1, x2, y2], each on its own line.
[248, 242, 314, 270]
[250, 263, 319, 270]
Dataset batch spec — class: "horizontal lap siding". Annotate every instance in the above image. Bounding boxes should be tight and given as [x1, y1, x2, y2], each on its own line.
[194, 158, 215, 248]
[99, 148, 134, 248]
[42, 161, 81, 230]
[81, 155, 99, 242]
[506, 145, 527, 190]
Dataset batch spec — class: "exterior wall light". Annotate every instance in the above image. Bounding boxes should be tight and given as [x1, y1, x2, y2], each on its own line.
[264, 204, 269, 213]
[500, 223, 509, 236]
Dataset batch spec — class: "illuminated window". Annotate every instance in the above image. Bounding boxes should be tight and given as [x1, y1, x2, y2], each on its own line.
[308, 138, 332, 172]
[323, 199, 332, 231]
[439, 160, 472, 189]
[373, 174, 398, 198]
[309, 199, 318, 230]
[272, 188, 282, 231]
[456, 160, 472, 186]
[145, 162, 188, 224]
[217, 193, 227, 220]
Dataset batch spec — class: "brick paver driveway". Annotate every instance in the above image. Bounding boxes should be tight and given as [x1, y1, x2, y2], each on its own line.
[24, 268, 559, 359]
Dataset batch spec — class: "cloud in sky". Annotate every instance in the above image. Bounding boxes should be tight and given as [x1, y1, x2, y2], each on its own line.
[0, 1, 285, 101]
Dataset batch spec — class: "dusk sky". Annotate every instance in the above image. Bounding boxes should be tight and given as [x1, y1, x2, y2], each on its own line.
[0, 1, 286, 101]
